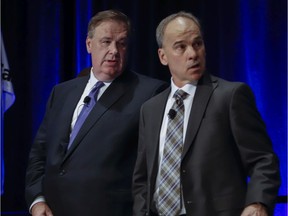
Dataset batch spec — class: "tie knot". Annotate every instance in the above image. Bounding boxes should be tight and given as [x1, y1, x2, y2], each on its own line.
[174, 89, 188, 100]
[94, 81, 105, 89]
[89, 81, 104, 95]
[173, 89, 188, 106]
[87, 81, 105, 100]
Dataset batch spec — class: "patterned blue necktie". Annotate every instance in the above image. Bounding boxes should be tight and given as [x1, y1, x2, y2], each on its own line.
[158, 89, 188, 216]
[67, 81, 104, 149]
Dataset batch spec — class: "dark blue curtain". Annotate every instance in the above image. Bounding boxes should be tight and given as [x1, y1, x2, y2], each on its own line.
[1, 0, 286, 215]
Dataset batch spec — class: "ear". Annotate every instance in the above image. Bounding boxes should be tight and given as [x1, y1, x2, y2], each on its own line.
[158, 48, 168, 65]
[86, 37, 92, 53]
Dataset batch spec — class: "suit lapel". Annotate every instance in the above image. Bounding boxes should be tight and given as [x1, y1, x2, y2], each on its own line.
[182, 74, 218, 158]
[63, 72, 133, 161]
[57, 76, 89, 148]
[147, 88, 171, 180]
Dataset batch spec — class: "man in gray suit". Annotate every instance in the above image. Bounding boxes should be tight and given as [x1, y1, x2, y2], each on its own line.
[25, 10, 168, 216]
[132, 11, 280, 216]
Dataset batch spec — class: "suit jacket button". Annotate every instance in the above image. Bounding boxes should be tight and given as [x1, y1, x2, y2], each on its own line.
[182, 169, 186, 173]
[59, 170, 66, 176]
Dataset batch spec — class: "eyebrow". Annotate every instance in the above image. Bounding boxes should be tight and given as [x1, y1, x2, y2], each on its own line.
[100, 36, 128, 41]
[173, 35, 203, 45]
[99, 37, 112, 42]
[194, 36, 203, 40]
[173, 40, 184, 47]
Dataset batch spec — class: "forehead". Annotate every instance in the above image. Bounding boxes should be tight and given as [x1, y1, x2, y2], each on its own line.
[164, 17, 201, 41]
[94, 20, 128, 37]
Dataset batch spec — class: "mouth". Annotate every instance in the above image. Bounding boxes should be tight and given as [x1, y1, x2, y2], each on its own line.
[105, 59, 118, 63]
[188, 62, 200, 70]
[104, 59, 119, 66]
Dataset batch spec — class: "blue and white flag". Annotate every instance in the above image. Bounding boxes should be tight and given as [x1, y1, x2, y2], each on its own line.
[1, 30, 15, 195]
[1, 32, 15, 111]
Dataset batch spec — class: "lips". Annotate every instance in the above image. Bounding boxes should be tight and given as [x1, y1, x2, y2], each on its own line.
[104, 59, 119, 66]
[105, 59, 118, 62]
[188, 62, 200, 69]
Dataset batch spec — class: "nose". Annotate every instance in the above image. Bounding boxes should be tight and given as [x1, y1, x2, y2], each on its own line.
[187, 46, 197, 59]
[109, 42, 119, 55]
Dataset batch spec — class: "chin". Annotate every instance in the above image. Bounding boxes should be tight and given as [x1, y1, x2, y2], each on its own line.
[104, 70, 122, 80]
[190, 72, 203, 81]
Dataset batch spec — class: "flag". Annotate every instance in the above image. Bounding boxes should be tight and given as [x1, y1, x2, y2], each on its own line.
[1, 30, 15, 195]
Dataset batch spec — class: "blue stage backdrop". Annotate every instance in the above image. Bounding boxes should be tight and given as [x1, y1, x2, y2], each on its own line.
[1, 0, 287, 215]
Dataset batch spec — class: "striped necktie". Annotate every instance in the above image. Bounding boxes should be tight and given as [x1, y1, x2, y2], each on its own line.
[158, 89, 188, 216]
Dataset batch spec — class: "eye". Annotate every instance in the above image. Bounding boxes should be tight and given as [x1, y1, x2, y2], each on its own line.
[118, 40, 128, 48]
[175, 43, 186, 51]
[193, 40, 203, 50]
[100, 39, 111, 47]
[103, 40, 110, 44]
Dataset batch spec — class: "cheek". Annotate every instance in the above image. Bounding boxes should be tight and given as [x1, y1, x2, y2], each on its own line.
[169, 62, 182, 73]
[91, 52, 103, 65]
[200, 54, 206, 65]
[169, 56, 184, 66]
[199, 50, 206, 59]
[119, 51, 128, 61]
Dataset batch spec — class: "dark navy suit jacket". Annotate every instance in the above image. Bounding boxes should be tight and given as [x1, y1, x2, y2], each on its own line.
[25, 68, 168, 216]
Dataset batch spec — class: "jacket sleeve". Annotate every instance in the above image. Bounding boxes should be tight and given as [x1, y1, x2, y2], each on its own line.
[132, 105, 149, 216]
[25, 87, 55, 207]
[229, 83, 281, 211]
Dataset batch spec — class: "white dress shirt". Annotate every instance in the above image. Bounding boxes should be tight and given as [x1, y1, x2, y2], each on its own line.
[70, 69, 111, 130]
[154, 79, 197, 215]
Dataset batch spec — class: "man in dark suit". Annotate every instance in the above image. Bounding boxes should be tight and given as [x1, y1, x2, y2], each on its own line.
[132, 11, 280, 216]
[25, 10, 167, 216]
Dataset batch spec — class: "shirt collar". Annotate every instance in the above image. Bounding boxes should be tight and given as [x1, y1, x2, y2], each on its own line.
[170, 78, 198, 99]
[87, 68, 113, 90]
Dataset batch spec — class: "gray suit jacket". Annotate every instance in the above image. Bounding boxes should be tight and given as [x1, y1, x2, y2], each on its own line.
[133, 73, 280, 216]
[25, 68, 168, 216]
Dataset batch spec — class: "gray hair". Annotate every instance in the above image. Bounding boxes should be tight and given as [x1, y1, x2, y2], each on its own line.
[156, 11, 202, 48]
[87, 9, 131, 39]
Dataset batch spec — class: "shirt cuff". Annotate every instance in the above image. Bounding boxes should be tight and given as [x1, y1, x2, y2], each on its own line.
[29, 196, 46, 213]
